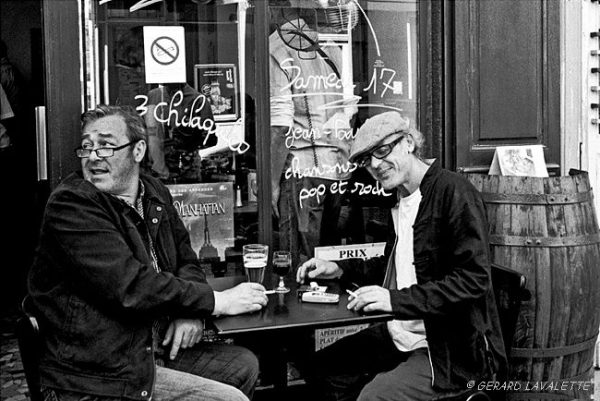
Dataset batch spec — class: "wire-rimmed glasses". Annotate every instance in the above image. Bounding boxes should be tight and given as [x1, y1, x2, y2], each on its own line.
[75, 141, 138, 158]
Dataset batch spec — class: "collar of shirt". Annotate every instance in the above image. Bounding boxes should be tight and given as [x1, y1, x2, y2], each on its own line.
[113, 180, 145, 218]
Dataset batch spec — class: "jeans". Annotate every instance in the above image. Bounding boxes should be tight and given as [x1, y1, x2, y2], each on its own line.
[153, 365, 248, 401]
[278, 176, 344, 268]
[164, 342, 259, 399]
[42, 343, 258, 401]
[304, 323, 441, 401]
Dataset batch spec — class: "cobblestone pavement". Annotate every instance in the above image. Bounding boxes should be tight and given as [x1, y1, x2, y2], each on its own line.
[1, 307, 30, 401]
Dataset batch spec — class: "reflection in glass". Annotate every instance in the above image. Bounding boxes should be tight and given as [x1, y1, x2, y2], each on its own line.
[268, 0, 418, 267]
[82, 0, 419, 276]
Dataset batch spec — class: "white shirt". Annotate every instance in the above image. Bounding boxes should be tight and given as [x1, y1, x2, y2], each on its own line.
[386, 188, 428, 352]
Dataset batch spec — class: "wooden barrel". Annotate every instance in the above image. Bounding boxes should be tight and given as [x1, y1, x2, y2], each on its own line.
[465, 172, 600, 400]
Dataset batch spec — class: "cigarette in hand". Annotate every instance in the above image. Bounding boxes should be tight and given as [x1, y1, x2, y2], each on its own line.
[346, 289, 358, 299]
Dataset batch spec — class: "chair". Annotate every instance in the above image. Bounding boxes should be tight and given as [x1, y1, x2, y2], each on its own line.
[16, 296, 43, 401]
[490, 263, 530, 359]
[433, 263, 529, 401]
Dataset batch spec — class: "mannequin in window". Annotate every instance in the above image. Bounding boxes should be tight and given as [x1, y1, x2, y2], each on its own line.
[113, 26, 149, 107]
[269, 0, 357, 267]
[145, 83, 217, 182]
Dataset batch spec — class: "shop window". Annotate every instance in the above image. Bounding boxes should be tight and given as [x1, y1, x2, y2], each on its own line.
[267, 0, 418, 266]
[81, 0, 419, 275]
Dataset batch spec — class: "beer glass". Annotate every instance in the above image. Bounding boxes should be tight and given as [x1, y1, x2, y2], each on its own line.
[243, 244, 268, 284]
[272, 250, 291, 293]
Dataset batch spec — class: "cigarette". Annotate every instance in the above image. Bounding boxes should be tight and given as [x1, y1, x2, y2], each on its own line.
[264, 290, 276, 295]
[346, 289, 358, 298]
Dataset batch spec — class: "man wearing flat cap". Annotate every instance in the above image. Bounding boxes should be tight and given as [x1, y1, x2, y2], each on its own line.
[297, 111, 507, 400]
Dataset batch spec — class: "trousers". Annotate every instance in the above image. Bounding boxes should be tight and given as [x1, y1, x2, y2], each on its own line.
[42, 342, 258, 401]
[153, 364, 248, 401]
[164, 341, 259, 398]
[304, 323, 443, 401]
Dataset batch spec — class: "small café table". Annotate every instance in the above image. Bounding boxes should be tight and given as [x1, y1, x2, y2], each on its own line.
[207, 276, 394, 389]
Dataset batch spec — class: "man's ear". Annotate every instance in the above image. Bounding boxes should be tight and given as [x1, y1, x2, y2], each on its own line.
[133, 140, 146, 163]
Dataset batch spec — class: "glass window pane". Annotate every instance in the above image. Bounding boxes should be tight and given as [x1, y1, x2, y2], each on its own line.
[268, 0, 418, 266]
[81, 0, 419, 275]
[84, 0, 260, 278]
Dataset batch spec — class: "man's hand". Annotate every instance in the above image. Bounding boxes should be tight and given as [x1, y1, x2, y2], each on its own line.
[346, 286, 392, 313]
[212, 282, 268, 316]
[162, 318, 204, 360]
[296, 258, 343, 283]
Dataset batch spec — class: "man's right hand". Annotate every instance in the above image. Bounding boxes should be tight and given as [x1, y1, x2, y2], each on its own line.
[296, 258, 342, 283]
[212, 282, 268, 316]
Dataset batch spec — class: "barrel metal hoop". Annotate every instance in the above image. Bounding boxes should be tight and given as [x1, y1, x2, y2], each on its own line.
[508, 393, 576, 400]
[489, 233, 600, 247]
[510, 335, 598, 358]
[481, 191, 592, 205]
[510, 369, 593, 385]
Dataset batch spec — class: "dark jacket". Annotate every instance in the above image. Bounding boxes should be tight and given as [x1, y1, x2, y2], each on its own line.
[28, 172, 215, 400]
[338, 159, 507, 391]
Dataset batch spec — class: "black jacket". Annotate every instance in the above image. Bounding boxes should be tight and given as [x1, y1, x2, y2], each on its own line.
[338, 159, 507, 391]
[28, 172, 215, 400]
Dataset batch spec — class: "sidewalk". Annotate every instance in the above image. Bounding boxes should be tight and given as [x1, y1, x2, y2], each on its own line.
[1, 307, 28, 401]
[1, 306, 599, 400]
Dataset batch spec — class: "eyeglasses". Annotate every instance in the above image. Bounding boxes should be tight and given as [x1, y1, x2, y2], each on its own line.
[354, 133, 407, 168]
[75, 141, 138, 159]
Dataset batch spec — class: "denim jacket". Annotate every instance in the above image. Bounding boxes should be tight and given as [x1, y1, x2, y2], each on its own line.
[338, 160, 507, 391]
[28, 172, 215, 400]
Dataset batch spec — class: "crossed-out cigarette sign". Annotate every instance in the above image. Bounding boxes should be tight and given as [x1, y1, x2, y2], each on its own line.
[151, 37, 179, 65]
[143, 26, 186, 84]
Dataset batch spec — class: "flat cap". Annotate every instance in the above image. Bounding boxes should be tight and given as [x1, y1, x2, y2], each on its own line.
[349, 111, 410, 162]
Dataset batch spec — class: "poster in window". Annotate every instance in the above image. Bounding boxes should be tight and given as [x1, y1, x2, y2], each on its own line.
[194, 64, 240, 122]
[167, 182, 235, 265]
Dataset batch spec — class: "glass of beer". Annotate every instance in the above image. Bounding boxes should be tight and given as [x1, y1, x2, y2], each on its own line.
[243, 244, 268, 284]
[272, 250, 291, 293]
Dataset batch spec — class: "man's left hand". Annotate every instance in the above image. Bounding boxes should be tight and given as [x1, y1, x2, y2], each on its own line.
[162, 318, 204, 360]
[346, 286, 392, 313]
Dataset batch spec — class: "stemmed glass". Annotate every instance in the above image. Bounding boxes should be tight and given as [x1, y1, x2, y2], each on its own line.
[272, 251, 291, 293]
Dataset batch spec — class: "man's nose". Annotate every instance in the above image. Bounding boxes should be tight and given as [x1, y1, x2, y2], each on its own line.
[88, 149, 102, 161]
[369, 155, 383, 169]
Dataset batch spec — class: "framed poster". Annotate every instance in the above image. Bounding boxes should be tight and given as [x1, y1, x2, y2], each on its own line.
[194, 63, 240, 122]
[167, 182, 235, 263]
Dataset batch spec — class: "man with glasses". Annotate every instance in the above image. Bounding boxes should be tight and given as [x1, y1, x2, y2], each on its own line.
[296, 111, 506, 400]
[28, 105, 268, 401]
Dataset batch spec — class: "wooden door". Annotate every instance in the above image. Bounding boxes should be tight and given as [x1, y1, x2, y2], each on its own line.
[451, 0, 560, 172]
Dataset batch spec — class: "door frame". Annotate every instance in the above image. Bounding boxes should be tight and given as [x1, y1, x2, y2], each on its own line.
[42, 0, 82, 189]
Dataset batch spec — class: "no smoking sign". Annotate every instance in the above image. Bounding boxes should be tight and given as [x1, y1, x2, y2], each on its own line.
[143, 26, 186, 84]
[151, 37, 179, 65]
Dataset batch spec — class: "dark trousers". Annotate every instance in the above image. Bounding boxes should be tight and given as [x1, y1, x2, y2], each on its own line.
[304, 323, 441, 401]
